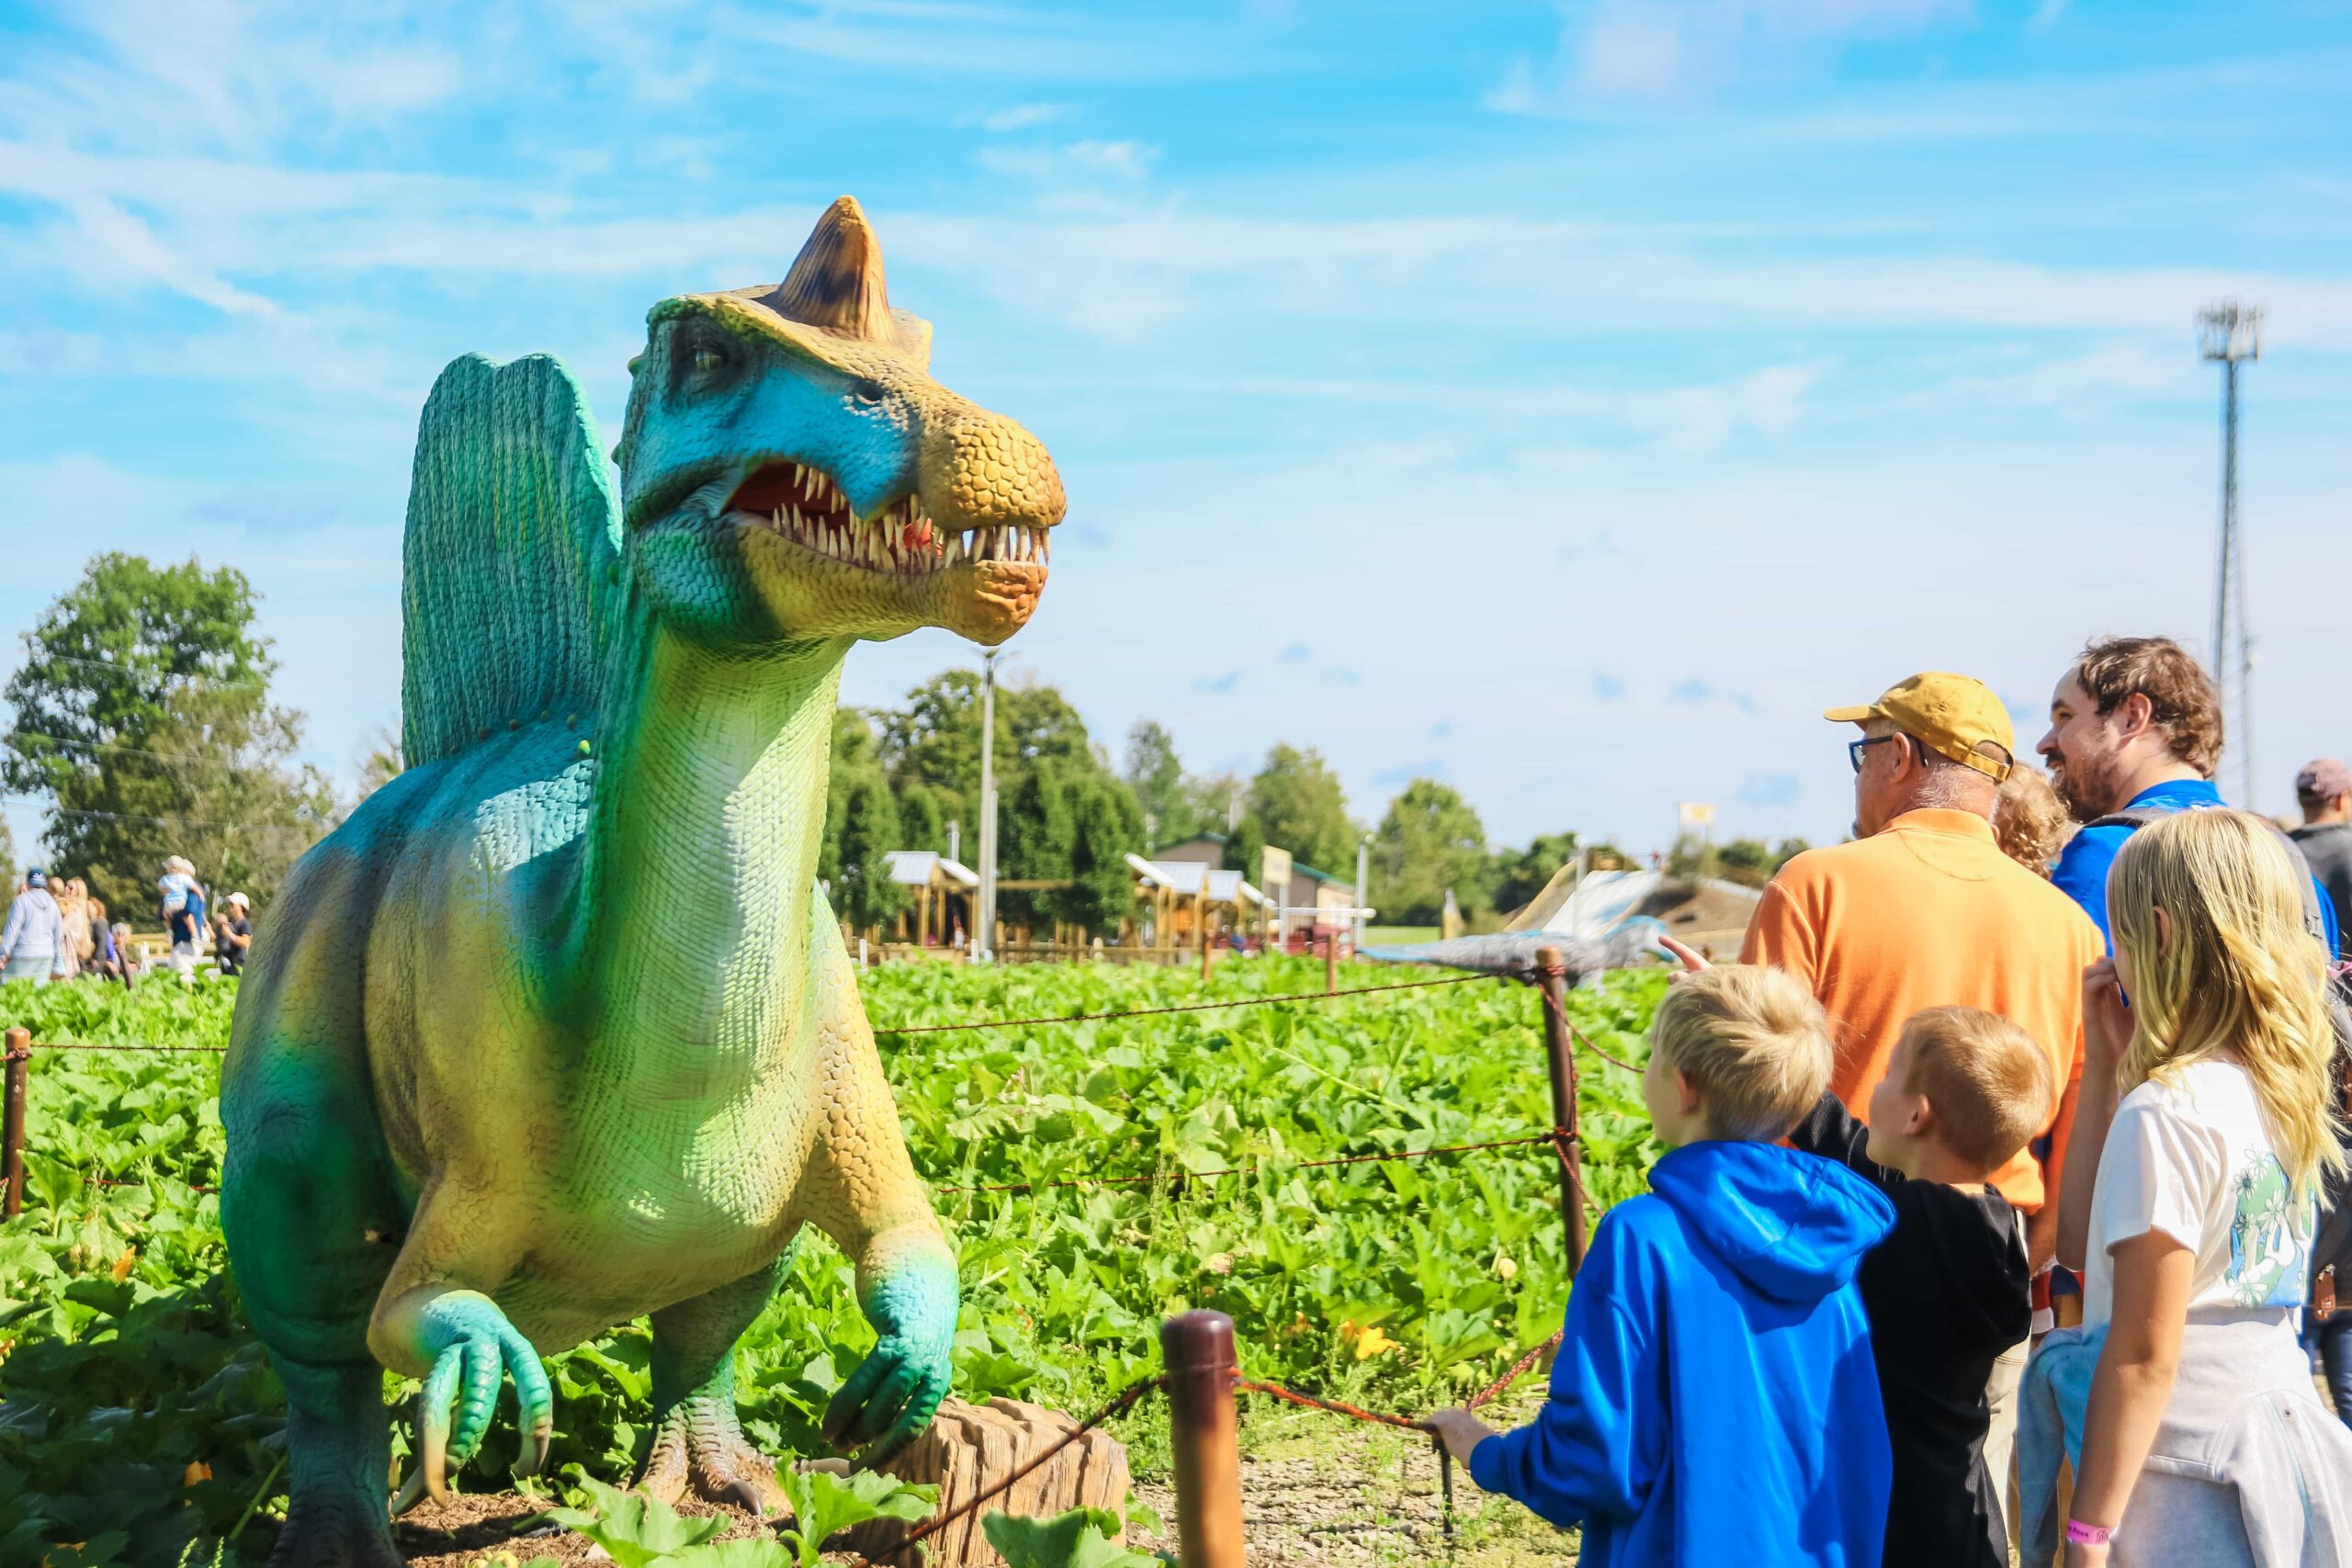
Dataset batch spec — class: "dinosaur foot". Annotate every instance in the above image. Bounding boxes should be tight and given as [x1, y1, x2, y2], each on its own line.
[633, 1398, 786, 1514]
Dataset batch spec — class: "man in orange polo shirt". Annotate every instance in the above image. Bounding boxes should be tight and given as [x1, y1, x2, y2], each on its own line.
[1741, 671, 2105, 1520]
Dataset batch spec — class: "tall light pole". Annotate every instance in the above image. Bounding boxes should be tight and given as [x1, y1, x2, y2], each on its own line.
[976, 648, 1000, 961]
[2198, 300, 2261, 807]
[1353, 832, 1372, 953]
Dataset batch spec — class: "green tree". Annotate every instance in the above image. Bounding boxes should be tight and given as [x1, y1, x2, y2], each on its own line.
[896, 781, 946, 858]
[1178, 770, 1244, 848]
[1124, 719, 1199, 843]
[1222, 814, 1266, 885]
[0, 814, 15, 889]
[3, 553, 335, 914]
[1373, 779, 1491, 925]
[1772, 837, 1813, 870]
[1060, 773, 1145, 940]
[999, 765, 1076, 931]
[1489, 830, 1580, 917]
[1715, 837, 1775, 888]
[355, 725, 404, 804]
[832, 773, 907, 934]
[1248, 744, 1355, 872]
[877, 670, 1100, 822]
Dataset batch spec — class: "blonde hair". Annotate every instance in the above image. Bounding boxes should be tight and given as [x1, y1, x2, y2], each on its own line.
[1994, 765, 2073, 878]
[1652, 964, 1834, 1141]
[2108, 809, 2347, 1197]
[1898, 1006, 2054, 1171]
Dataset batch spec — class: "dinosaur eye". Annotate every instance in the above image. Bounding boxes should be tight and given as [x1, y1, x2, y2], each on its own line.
[849, 379, 886, 405]
[694, 348, 725, 374]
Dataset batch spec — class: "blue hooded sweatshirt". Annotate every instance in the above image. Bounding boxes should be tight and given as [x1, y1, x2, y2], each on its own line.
[1469, 1140, 1896, 1566]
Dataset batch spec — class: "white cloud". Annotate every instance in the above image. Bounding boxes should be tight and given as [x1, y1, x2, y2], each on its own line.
[975, 139, 1160, 185]
[1496, 0, 1975, 108]
[971, 102, 1072, 132]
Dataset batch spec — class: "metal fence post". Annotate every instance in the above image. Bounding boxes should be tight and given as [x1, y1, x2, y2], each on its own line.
[4, 1028, 29, 1222]
[1162, 1310, 1246, 1568]
[1533, 946, 1588, 1274]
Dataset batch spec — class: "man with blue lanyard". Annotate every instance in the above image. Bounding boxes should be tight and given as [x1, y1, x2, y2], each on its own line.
[2037, 635, 2341, 955]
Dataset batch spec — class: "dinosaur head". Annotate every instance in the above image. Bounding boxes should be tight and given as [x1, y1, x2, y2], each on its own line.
[615, 197, 1063, 649]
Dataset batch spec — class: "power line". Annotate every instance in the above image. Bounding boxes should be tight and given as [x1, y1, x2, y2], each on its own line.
[6, 647, 268, 681]
[0, 790, 328, 835]
[7, 730, 251, 770]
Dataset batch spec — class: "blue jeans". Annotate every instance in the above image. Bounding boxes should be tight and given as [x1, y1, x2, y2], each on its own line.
[2316, 1311, 2352, 1427]
[2, 953, 56, 985]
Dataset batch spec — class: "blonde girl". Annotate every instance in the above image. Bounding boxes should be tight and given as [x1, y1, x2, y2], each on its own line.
[2047, 809, 2352, 1565]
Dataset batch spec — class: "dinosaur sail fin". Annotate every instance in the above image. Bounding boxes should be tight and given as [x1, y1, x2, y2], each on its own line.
[400, 353, 623, 766]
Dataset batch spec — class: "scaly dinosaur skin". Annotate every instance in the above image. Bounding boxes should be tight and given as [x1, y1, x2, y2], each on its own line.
[220, 197, 1063, 1567]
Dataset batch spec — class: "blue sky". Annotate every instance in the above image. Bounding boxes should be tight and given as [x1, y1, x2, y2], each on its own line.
[4, 0, 2348, 863]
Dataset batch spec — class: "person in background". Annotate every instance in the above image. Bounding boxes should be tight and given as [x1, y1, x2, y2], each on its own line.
[2290, 758, 2352, 959]
[87, 919, 134, 987]
[160, 855, 205, 980]
[1996, 764, 2074, 880]
[78, 884, 107, 974]
[1742, 672, 2105, 1518]
[0, 868, 68, 986]
[214, 893, 253, 977]
[52, 875, 89, 979]
[2036, 636, 2339, 956]
[2027, 809, 2352, 1564]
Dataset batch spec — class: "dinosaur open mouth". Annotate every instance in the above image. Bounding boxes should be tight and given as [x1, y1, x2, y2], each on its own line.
[726, 461, 1047, 574]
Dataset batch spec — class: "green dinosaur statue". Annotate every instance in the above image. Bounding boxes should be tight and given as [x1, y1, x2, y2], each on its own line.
[219, 196, 1064, 1567]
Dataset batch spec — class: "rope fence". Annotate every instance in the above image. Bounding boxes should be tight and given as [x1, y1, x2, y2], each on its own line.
[5, 944, 1634, 1560]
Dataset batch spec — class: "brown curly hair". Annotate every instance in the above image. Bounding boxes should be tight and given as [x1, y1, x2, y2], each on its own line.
[1995, 764, 2074, 878]
[2073, 635, 2223, 778]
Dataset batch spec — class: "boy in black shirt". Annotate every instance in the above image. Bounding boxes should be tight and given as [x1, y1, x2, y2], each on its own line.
[1788, 1004, 2052, 1568]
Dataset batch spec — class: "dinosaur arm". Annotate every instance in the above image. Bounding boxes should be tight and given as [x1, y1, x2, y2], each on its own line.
[796, 907, 958, 1456]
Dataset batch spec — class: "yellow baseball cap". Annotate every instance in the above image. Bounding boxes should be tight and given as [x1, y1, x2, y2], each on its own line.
[1825, 671, 2015, 782]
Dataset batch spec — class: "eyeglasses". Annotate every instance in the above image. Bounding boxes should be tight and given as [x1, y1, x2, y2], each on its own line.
[1849, 735, 1902, 773]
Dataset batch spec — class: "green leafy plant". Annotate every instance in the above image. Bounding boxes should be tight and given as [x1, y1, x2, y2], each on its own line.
[541, 1476, 729, 1568]
[983, 1507, 1167, 1568]
[0, 958, 1664, 1565]
[775, 1466, 935, 1565]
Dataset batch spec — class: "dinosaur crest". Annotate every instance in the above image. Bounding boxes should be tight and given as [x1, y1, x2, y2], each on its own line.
[400, 353, 622, 766]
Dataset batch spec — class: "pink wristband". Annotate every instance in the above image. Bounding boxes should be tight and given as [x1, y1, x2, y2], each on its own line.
[2064, 1519, 2114, 1546]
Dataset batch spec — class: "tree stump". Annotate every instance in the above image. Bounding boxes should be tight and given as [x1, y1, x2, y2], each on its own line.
[839, 1397, 1130, 1566]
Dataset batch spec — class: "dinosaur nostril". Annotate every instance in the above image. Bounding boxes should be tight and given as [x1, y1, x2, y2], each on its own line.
[928, 414, 1066, 533]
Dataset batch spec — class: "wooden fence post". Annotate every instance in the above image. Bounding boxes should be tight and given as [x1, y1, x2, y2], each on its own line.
[1162, 1310, 1246, 1568]
[4, 1028, 29, 1223]
[1533, 946, 1588, 1274]
[1324, 932, 1339, 996]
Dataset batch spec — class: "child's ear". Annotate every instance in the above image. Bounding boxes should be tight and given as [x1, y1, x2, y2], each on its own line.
[1904, 1092, 1934, 1138]
[1676, 1067, 1705, 1119]
[2153, 906, 2173, 955]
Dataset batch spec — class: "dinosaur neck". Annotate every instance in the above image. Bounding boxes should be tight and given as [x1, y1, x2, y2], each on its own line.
[579, 621, 846, 1074]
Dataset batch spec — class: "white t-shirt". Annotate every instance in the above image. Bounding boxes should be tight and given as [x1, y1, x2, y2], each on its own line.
[2082, 1056, 2314, 1328]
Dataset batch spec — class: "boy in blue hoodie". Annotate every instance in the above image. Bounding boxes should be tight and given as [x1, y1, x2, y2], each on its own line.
[1427, 964, 1896, 1566]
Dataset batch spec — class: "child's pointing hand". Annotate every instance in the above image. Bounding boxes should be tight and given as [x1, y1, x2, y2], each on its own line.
[1425, 1407, 1498, 1463]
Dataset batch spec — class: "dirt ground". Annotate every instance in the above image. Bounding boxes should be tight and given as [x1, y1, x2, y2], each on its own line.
[390, 1391, 1577, 1568]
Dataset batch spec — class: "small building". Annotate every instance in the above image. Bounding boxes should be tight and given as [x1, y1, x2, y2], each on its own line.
[884, 850, 978, 947]
[1148, 832, 1359, 951]
[1127, 854, 1265, 949]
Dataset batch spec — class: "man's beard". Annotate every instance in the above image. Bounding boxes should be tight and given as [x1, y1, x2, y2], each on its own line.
[2049, 750, 2122, 822]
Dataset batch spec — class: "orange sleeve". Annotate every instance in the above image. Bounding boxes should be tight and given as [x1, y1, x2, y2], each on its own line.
[1740, 874, 1818, 987]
